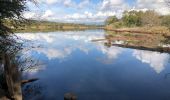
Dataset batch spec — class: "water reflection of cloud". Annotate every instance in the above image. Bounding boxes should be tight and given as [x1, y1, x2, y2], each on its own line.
[17, 33, 55, 43]
[18, 32, 170, 73]
[96, 44, 123, 64]
[17, 31, 105, 44]
[17, 31, 124, 65]
[37, 48, 72, 60]
[133, 50, 170, 73]
[16, 31, 104, 60]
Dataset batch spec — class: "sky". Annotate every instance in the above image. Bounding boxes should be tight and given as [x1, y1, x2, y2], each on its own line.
[24, 0, 170, 24]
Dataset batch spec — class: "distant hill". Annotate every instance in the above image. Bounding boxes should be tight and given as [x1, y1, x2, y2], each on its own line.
[12, 20, 104, 32]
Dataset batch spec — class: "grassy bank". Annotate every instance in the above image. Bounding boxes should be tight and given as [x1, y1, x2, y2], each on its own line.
[105, 25, 170, 36]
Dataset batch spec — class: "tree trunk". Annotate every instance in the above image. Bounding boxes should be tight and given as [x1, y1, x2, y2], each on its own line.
[4, 54, 22, 100]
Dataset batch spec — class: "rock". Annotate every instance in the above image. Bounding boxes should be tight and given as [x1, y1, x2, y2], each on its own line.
[64, 93, 77, 100]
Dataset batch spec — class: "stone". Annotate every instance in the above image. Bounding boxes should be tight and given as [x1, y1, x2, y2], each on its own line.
[64, 93, 77, 100]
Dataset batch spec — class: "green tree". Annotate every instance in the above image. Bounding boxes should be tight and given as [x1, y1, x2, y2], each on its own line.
[105, 16, 119, 25]
[0, 0, 36, 53]
[122, 10, 142, 27]
[161, 15, 170, 28]
[0, 0, 35, 36]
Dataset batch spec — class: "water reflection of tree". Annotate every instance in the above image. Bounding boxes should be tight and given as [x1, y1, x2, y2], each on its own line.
[162, 36, 170, 45]
[0, 38, 44, 99]
[0, 35, 23, 99]
[102, 31, 170, 53]
[23, 82, 44, 100]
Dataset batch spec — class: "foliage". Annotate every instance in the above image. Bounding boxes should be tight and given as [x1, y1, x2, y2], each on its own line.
[0, 0, 29, 36]
[122, 10, 142, 27]
[105, 16, 118, 25]
[113, 22, 124, 28]
[0, 0, 33, 55]
[161, 15, 170, 28]
[105, 10, 169, 29]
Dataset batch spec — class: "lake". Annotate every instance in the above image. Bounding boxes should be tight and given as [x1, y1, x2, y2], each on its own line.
[17, 30, 170, 100]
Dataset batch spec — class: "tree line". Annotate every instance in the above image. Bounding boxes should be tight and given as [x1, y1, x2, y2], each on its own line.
[105, 10, 170, 29]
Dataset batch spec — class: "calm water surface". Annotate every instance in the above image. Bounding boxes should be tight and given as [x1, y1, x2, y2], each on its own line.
[17, 30, 170, 100]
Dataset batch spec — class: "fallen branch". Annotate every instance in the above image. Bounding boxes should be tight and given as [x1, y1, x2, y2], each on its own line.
[21, 78, 39, 85]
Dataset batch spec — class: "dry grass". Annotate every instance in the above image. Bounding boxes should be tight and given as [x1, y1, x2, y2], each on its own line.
[105, 25, 170, 36]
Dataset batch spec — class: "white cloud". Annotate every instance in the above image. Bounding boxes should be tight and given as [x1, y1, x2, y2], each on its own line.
[42, 0, 76, 7]
[78, 0, 90, 8]
[64, 10, 118, 23]
[25, 0, 170, 23]
[63, 0, 73, 7]
[137, 0, 164, 4]
[47, 0, 60, 4]
[41, 10, 54, 19]
[23, 12, 36, 19]
[25, 0, 127, 23]
[101, 0, 124, 10]
[134, 0, 170, 15]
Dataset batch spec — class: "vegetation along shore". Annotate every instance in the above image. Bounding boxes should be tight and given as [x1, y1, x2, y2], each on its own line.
[104, 10, 170, 36]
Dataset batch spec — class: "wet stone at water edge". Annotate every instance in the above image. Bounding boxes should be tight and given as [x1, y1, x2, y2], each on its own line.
[64, 93, 77, 100]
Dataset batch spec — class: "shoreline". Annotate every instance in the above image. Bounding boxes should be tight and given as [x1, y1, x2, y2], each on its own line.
[104, 26, 170, 36]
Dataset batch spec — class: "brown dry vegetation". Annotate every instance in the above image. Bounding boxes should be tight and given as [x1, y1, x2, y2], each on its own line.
[105, 26, 170, 36]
